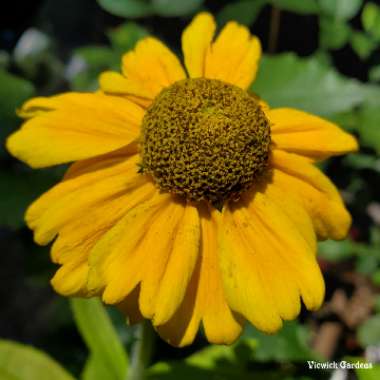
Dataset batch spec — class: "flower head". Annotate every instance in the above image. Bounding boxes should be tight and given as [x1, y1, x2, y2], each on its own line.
[7, 13, 358, 346]
[140, 77, 271, 207]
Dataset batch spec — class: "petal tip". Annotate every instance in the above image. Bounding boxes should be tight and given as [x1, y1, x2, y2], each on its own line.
[6, 132, 37, 168]
[349, 134, 360, 152]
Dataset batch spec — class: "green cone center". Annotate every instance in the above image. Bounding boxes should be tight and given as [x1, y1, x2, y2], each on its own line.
[140, 78, 271, 207]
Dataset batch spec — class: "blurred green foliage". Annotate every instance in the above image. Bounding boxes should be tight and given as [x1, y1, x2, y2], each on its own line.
[270, 0, 320, 14]
[1, 0, 380, 380]
[0, 70, 35, 155]
[71, 298, 128, 380]
[217, 0, 266, 26]
[96, 0, 204, 18]
[69, 22, 148, 91]
[148, 321, 319, 380]
[252, 53, 367, 115]
[0, 340, 75, 380]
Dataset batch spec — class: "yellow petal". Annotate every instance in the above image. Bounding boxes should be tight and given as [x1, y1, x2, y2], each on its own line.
[51, 258, 89, 297]
[30, 153, 150, 297]
[63, 142, 139, 180]
[156, 205, 243, 347]
[255, 178, 317, 252]
[50, 186, 151, 298]
[99, 71, 152, 101]
[50, 193, 141, 297]
[182, 12, 216, 78]
[99, 72, 153, 109]
[95, 199, 184, 305]
[27, 150, 135, 230]
[240, 192, 325, 313]
[87, 191, 171, 299]
[26, 155, 148, 245]
[124, 95, 152, 109]
[50, 182, 154, 266]
[199, 208, 243, 344]
[138, 202, 185, 318]
[7, 93, 143, 168]
[153, 204, 201, 326]
[121, 37, 186, 99]
[217, 207, 283, 332]
[269, 108, 359, 160]
[271, 149, 352, 240]
[204, 21, 261, 89]
[155, 259, 201, 347]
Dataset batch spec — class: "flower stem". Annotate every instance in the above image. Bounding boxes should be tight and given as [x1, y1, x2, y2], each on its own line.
[268, 6, 281, 53]
[127, 321, 154, 380]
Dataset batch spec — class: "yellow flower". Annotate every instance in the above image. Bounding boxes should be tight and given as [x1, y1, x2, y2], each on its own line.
[7, 13, 358, 347]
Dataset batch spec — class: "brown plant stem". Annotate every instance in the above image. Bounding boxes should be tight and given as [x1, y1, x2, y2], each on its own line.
[268, 6, 281, 53]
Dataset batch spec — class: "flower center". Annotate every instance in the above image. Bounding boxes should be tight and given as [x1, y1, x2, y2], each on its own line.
[140, 78, 271, 208]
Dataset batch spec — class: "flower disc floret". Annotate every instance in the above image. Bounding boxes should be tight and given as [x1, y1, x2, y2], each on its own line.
[141, 78, 271, 207]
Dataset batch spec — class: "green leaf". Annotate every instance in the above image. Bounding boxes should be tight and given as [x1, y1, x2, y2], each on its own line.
[362, 2, 380, 41]
[319, 17, 351, 49]
[374, 296, 380, 313]
[82, 355, 112, 380]
[343, 357, 380, 380]
[371, 227, 380, 246]
[319, 0, 363, 20]
[152, 0, 203, 16]
[74, 46, 117, 67]
[357, 315, 380, 347]
[357, 104, 380, 153]
[0, 340, 75, 380]
[0, 50, 10, 69]
[356, 363, 380, 380]
[313, 50, 334, 67]
[351, 31, 377, 60]
[372, 270, 380, 286]
[362, 84, 380, 107]
[356, 250, 380, 275]
[148, 345, 249, 380]
[217, 0, 266, 26]
[318, 239, 356, 261]
[70, 298, 128, 380]
[186, 345, 238, 369]
[148, 363, 249, 380]
[0, 69, 35, 154]
[252, 53, 366, 116]
[328, 109, 359, 132]
[244, 321, 316, 362]
[148, 338, 316, 379]
[107, 22, 148, 52]
[97, 0, 153, 18]
[369, 65, 380, 82]
[269, 0, 319, 14]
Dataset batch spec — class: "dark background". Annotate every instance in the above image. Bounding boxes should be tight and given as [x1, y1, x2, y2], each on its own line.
[1, 1, 380, 379]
